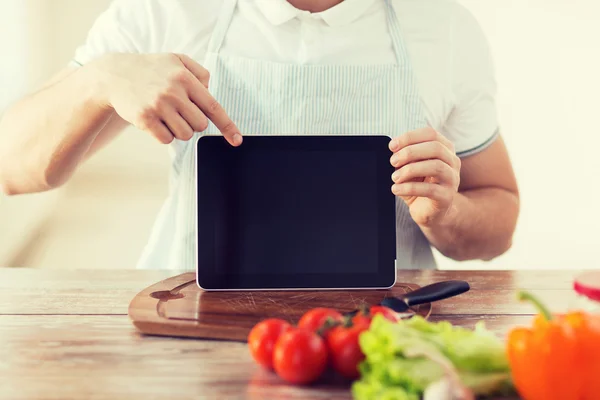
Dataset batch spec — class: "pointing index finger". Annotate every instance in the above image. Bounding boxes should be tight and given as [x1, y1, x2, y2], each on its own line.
[176, 54, 210, 88]
[188, 81, 243, 146]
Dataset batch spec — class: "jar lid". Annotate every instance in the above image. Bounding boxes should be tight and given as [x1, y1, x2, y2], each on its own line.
[574, 271, 600, 302]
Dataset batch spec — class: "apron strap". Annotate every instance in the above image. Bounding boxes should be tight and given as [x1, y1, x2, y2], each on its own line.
[383, 0, 410, 66]
[206, 0, 238, 55]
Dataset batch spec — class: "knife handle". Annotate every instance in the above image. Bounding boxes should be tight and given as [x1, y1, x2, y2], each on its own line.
[403, 280, 470, 307]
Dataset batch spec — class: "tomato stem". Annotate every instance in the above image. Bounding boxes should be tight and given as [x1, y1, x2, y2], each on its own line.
[359, 303, 370, 317]
[517, 290, 553, 321]
[316, 317, 340, 337]
[342, 314, 354, 328]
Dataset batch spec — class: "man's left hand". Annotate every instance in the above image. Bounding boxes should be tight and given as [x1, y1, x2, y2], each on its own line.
[389, 127, 461, 227]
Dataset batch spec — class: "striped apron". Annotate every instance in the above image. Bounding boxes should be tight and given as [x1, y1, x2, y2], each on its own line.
[136, 0, 437, 271]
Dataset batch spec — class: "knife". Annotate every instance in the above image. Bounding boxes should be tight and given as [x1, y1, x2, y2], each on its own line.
[379, 280, 470, 313]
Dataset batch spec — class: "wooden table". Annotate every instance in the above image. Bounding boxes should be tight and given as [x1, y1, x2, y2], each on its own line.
[0, 268, 579, 400]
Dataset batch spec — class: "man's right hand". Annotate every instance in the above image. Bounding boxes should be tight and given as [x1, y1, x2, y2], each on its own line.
[90, 53, 242, 146]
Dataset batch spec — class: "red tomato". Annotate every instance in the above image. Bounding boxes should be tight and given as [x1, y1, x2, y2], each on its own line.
[326, 324, 369, 380]
[248, 319, 292, 370]
[352, 305, 399, 326]
[298, 308, 343, 333]
[273, 328, 329, 385]
[351, 313, 371, 327]
[370, 305, 400, 322]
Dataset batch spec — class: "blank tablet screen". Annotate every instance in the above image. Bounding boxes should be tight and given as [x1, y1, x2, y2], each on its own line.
[196, 135, 396, 290]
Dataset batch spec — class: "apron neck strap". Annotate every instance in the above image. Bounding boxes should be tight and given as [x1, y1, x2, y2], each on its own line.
[207, 0, 409, 66]
[383, 0, 410, 66]
[206, 0, 238, 55]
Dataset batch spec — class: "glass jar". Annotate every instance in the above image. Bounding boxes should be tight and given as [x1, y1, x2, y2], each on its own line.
[572, 271, 600, 314]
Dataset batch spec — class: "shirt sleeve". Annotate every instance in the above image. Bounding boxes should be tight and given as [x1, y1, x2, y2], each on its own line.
[71, 0, 151, 66]
[442, 4, 500, 158]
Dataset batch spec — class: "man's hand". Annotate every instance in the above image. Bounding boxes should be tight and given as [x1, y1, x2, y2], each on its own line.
[389, 127, 461, 227]
[91, 53, 242, 146]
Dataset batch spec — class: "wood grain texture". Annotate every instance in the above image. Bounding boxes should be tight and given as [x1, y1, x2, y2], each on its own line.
[396, 269, 580, 290]
[0, 269, 175, 315]
[0, 268, 580, 399]
[0, 315, 527, 400]
[0, 269, 580, 315]
[128, 273, 432, 341]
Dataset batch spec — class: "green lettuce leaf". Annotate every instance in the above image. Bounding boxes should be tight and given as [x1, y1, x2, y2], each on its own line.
[351, 315, 514, 399]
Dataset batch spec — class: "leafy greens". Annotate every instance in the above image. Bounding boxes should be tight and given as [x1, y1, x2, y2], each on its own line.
[352, 315, 515, 400]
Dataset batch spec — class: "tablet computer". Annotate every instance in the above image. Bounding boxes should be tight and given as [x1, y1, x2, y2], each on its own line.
[195, 135, 396, 291]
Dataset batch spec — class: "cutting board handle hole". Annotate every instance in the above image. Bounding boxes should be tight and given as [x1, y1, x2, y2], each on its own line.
[150, 291, 185, 301]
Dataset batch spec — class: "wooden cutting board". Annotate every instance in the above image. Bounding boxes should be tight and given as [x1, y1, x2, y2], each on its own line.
[128, 273, 432, 342]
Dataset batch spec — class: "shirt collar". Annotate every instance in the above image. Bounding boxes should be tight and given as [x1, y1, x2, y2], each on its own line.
[255, 0, 378, 27]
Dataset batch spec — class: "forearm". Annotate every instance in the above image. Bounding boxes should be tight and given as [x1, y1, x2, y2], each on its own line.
[421, 187, 520, 262]
[0, 65, 113, 195]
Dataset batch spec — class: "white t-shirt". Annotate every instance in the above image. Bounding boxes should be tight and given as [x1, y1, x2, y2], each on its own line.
[73, 0, 499, 156]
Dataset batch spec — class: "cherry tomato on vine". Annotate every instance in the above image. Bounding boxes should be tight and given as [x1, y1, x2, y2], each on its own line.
[370, 305, 400, 321]
[352, 305, 399, 326]
[273, 328, 329, 385]
[326, 323, 369, 380]
[298, 307, 343, 333]
[248, 318, 292, 370]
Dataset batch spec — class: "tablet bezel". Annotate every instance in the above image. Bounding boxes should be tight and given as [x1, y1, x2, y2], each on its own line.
[195, 134, 397, 291]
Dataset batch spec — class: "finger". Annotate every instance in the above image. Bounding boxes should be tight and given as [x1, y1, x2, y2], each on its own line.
[390, 127, 455, 153]
[188, 83, 243, 146]
[392, 160, 456, 186]
[177, 101, 209, 133]
[176, 54, 210, 88]
[158, 86, 209, 133]
[142, 116, 174, 145]
[391, 182, 450, 203]
[434, 131, 455, 153]
[163, 112, 194, 141]
[389, 127, 437, 152]
[390, 141, 457, 169]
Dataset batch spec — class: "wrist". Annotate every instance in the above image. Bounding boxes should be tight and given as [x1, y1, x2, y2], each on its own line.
[81, 54, 120, 110]
[420, 191, 462, 231]
[418, 192, 464, 260]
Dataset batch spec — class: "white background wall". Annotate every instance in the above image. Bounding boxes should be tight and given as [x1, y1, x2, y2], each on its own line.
[1, 0, 600, 270]
[0, 0, 170, 267]
[437, 0, 600, 270]
[0, 0, 60, 264]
